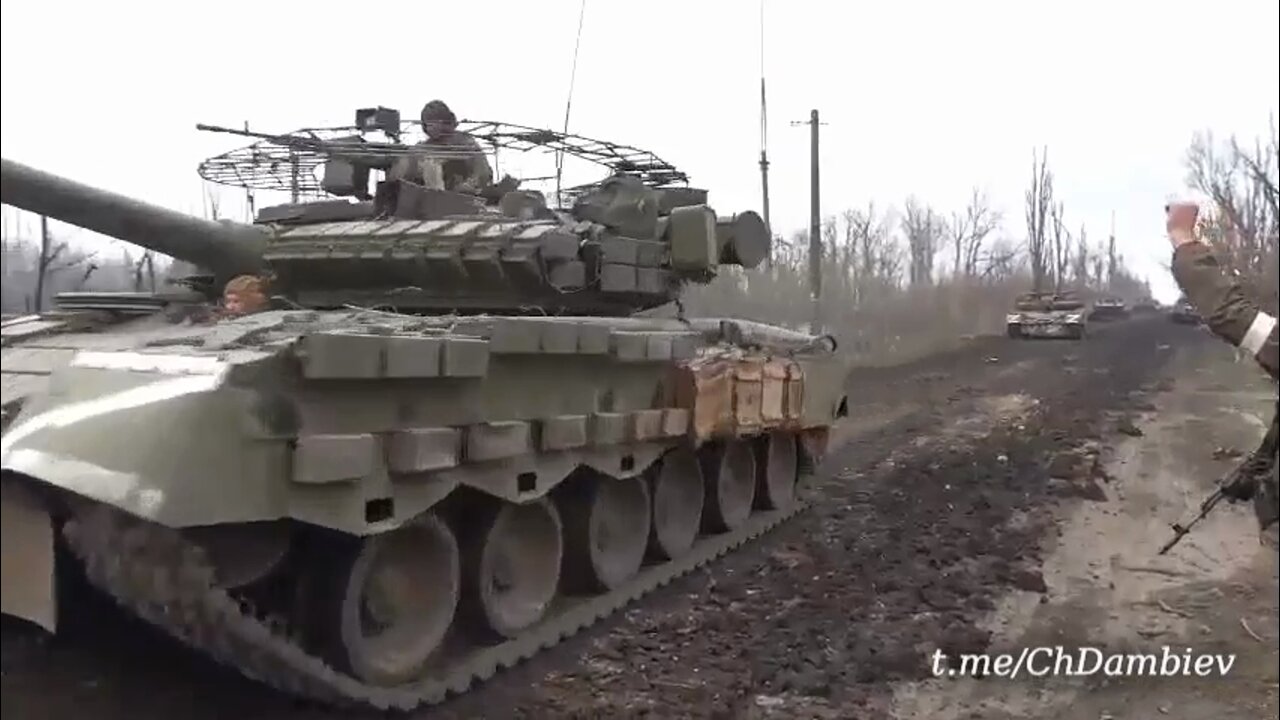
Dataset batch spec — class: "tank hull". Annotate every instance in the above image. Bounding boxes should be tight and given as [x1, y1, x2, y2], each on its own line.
[0, 308, 847, 710]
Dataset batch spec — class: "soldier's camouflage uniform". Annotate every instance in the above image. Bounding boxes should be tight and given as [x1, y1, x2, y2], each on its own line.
[389, 131, 494, 194]
[1171, 241, 1279, 547]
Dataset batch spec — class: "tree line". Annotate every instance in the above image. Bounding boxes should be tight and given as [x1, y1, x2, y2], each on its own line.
[685, 123, 1275, 364]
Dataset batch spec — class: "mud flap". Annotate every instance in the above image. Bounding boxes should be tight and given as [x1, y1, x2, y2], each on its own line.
[1, 478, 57, 632]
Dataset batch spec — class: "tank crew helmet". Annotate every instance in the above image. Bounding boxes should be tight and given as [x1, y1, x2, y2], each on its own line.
[421, 100, 458, 134]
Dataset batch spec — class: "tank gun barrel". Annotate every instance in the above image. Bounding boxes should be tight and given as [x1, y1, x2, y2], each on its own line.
[0, 157, 267, 279]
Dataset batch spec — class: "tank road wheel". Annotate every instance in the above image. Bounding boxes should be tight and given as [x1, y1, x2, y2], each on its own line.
[647, 447, 705, 561]
[561, 471, 652, 594]
[701, 439, 757, 533]
[312, 513, 461, 687]
[462, 498, 563, 641]
[755, 432, 800, 511]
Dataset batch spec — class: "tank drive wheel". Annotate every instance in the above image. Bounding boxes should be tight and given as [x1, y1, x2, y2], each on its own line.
[647, 447, 706, 561]
[1006, 324, 1022, 339]
[700, 439, 757, 533]
[561, 471, 652, 594]
[461, 498, 563, 641]
[306, 513, 461, 687]
[755, 432, 799, 512]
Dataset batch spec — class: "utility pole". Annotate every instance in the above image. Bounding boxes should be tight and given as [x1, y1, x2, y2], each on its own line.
[791, 109, 827, 332]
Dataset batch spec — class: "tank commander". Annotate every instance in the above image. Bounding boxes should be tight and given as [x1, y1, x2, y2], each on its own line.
[1166, 201, 1277, 548]
[388, 100, 494, 194]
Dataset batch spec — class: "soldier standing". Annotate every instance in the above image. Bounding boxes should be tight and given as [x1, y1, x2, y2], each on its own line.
[1166, 201, 1278, 548]
[389, 100, 494, 194]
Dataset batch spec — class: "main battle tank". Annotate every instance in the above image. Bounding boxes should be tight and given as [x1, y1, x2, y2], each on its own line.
[0, 109, 848, 710]
[1006, 290, 1087, 339]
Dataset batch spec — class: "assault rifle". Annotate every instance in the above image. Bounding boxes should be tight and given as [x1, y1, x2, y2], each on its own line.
[1158, 487, 1226, 555]
[1159, 419, 1278, 555]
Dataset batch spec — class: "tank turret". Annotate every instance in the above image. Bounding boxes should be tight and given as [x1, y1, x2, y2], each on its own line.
[2, 124, 768, 316]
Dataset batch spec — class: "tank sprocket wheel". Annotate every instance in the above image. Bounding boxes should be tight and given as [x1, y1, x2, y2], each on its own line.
[460, 498, 563, 642]
[646, 447, 706, 561]
[561, 471, 652, 594]
[303, 513, 460, 687]
[755, 432, 799, 512]
[700, 438, 757, 533]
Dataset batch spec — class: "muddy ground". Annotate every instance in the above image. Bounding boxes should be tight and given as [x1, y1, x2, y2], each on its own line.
[2, 316, 1276, 719]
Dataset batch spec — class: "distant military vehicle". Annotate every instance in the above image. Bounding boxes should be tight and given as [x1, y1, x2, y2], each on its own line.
[0, 107, 849, 711]
[1006, 290, 1086, 339]
[1131, 297, 1159, 315]
[1088, 296, 1130, 321]
[1170, 296, 1202, 324]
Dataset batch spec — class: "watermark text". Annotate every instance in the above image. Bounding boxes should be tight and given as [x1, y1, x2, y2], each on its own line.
[930, 646, 1236, 679]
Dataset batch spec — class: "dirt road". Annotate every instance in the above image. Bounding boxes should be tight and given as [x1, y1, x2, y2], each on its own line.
[3, 316, 1275, 719]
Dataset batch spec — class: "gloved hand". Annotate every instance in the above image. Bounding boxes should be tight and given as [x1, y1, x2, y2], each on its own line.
[1220, 466, 1259, 502]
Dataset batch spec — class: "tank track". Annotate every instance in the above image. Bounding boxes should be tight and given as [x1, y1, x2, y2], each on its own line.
[60, 480, 810, 712]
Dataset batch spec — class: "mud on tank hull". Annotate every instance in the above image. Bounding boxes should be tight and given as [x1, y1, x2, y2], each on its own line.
[0, 309, 848, 711]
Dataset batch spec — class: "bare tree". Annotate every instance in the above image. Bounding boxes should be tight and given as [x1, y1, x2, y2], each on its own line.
[876, 235, 905, 287]
[1185, 122, 1279, 301]
[980, 237, 1022, 282]
[902, 196, 943, 286]
[1048, 201, 1072, 291]
[33, 216, 98, 311]
[1024, 147, 1053, 292]
[1072, 225, 1090, 288]
[945, 188, 1001, 278]
[1105, 230, 1117, 289]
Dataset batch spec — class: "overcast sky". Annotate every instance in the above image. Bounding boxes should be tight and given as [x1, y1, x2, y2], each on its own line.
[2, 0, 1277, 303]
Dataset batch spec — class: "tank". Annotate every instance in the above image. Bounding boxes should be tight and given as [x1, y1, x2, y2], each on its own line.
[1006, 290, 1087, 339]
[1087, 296, 1130, 321]
[0, 110, 849, 711]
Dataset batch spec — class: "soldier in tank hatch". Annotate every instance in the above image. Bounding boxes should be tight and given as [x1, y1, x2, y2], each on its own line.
[388, 100, 494, 195]
[1165, 200, 1278, 548]
[221, 274, 272, 317]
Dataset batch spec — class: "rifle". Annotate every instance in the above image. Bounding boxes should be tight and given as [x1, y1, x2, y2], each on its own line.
[1160, 415, 1278, 555]
[1158, 487, 1225, 555]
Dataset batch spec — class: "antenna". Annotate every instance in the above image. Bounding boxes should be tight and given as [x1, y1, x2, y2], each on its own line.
[243, 120, 256, 222]
[758, 0, 773, 268]
[555, 0, 588, 208]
